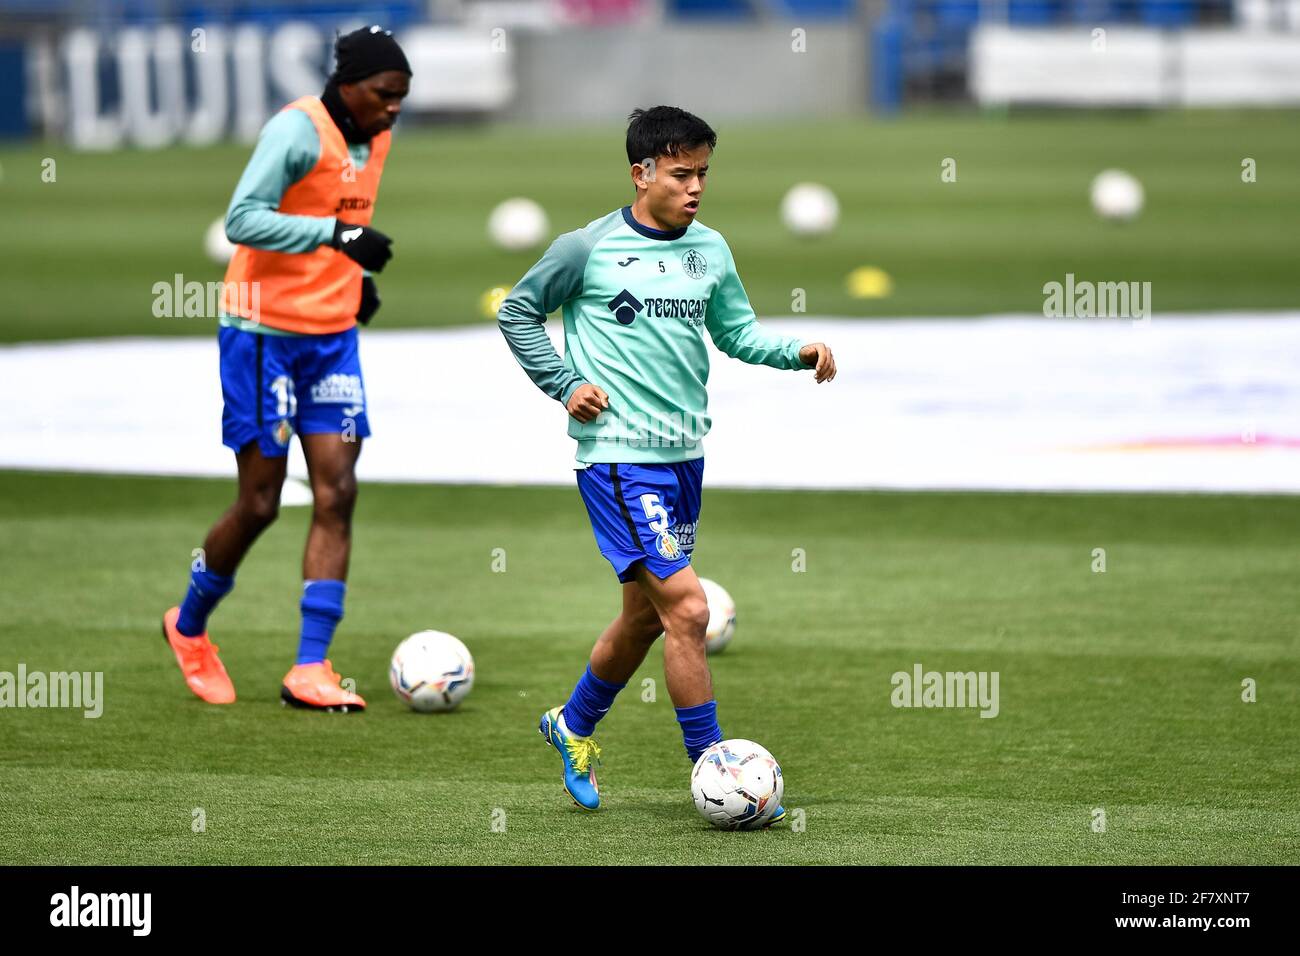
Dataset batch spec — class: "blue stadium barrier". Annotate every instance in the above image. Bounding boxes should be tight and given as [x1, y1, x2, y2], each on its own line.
[0, 0, 425, 26]
[769, 0, 857, 17]
[667, 0, 756, 18]
[1139, 0, 1195, 25]
[1009, 0, 1061, 24]
[1064, 0, 1126, 22]
[204, 2, 424, 26]
[873, 0, 1231, 113]
[669, 0, 855, 17]
[0, 41, 27, 138]
[871, 13, 904, 113]
[0, 0, 77, 10]
[935, 0, 980, 27]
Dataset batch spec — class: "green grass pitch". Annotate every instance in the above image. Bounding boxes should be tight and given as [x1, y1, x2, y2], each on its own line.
[2, 110, 1299, 343]
[1, 470, 1296, 864]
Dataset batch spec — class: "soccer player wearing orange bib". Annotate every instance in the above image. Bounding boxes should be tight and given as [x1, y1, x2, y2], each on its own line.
[161, 27, 410, 711]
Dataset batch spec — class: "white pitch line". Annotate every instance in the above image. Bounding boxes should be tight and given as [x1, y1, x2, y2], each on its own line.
[1, 314, 1297, 494]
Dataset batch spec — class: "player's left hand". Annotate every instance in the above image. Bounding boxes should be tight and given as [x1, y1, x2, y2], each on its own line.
[357, 275, 380, 325]
[332, 220, 393, 273]
[799, 343, 836, 383]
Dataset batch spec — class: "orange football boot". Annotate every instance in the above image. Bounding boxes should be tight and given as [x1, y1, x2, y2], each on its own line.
[162, 606, 236, 704]
[281, 660, 366, 712]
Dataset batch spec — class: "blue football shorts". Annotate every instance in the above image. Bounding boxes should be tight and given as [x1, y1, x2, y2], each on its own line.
[576, 458, 704, 583]
[218, 324, 371, 458]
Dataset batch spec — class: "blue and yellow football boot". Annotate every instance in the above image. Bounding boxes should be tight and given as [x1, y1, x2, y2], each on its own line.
[737, 803, 786, 829]
[539, 707, 602, 811]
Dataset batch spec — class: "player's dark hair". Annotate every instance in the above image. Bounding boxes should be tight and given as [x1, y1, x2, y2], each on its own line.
[626, 106, 716, 166]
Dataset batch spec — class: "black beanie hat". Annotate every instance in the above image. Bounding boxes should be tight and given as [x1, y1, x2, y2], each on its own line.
[330, 25, 412, 84]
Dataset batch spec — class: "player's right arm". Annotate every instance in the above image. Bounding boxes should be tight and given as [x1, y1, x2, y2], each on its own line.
[224, 109, 335, 252]
[498, 232, 608, 421]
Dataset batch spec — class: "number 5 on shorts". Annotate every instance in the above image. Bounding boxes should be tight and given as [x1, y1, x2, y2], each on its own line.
[640, 493, 669, 533]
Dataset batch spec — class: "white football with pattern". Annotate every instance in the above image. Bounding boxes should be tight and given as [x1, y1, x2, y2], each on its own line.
[690, 738, 784, 830]
[389, 630, 475, 713]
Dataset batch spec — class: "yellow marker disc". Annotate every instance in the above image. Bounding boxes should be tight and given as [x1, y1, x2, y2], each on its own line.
[845, 266, 893, 299]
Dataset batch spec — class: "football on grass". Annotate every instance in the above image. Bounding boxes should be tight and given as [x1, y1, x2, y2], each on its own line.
[699, 577, 737, 655]
[389, 630, 475, 713]
[690, 739, 784, 830]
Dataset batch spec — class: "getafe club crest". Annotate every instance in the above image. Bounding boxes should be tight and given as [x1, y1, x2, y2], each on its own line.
[656, 531, 683, 560]
[681, 249, 707, 279]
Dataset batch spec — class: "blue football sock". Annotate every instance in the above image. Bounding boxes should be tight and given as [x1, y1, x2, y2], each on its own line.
[176, 568, 235, 637]
[297, 579, 346, 665]
[562, 664, 626, 738]
[676, 700, 723, 762]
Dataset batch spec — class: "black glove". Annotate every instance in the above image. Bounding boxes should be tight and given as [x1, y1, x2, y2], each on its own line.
[357, 275, 380, 325]
[332, 220, 393, 273]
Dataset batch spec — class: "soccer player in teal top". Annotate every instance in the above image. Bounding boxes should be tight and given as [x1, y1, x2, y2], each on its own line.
[161, 27, 409, 713]
[498, 106, 836, 821]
